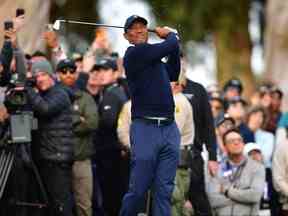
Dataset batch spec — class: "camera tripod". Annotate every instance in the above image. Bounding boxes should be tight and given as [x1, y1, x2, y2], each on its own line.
[0, 118, 48, 213]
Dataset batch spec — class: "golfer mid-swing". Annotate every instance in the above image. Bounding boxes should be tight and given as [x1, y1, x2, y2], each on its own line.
[120, 15, 181, 216]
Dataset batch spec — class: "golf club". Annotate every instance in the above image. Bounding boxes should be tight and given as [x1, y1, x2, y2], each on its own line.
[52, 19, 156, 32]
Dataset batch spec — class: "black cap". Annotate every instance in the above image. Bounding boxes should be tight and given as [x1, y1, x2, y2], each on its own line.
[92, 58, 118, 71]
[208, 91, 224, 104]
[56, 59, 76, 72]
[216, 113, 235, 127]
[124, 15, 148, 33]
[223, 79, 243, 94]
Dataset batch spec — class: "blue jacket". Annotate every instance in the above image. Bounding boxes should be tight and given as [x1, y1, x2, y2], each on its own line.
[123, 32, 180, 119]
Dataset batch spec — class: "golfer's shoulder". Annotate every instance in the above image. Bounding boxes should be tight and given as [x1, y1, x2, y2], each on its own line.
[124, 44, 148, 62]
[125, 44, 149, 54]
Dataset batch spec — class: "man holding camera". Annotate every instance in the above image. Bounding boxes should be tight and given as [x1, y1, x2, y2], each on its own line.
[25, 60, 75, 216]
[0, 21, 31, 216]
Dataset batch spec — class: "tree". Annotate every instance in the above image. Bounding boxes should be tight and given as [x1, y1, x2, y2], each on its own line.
[146, 0, 255, 96]
[0, 0, 51, 53]
[265, 0, 288, 110]
[49, 0, 99, 53]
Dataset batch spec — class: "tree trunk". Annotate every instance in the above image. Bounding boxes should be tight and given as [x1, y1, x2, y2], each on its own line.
[0, 0, 50, 54]
[265, 0, 288, 111]
[214, 0, 255, 99]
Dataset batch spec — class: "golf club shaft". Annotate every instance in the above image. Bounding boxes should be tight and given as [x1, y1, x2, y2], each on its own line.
[58, 19, 156, 32]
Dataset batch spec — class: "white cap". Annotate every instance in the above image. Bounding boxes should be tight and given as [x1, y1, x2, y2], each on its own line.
[244, 142, 262, 156]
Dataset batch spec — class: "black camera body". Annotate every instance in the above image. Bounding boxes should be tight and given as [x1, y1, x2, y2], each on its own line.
[1, 76, 37, 145]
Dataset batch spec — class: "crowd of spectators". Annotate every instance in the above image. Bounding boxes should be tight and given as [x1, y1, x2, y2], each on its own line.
[0, 13, 288, 216]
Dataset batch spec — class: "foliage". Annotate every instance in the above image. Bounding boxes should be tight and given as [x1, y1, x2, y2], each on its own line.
[145, 0, 252, 43]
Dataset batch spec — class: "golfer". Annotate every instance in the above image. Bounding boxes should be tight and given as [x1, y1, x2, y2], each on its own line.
[119, 15, 181, 216]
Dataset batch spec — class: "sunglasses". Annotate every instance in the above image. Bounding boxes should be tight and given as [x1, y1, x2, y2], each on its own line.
[225, 137, 243, 145]
[60, 68, 76, 75]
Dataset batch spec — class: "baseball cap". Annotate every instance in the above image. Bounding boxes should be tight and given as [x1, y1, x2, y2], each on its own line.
[92, 58, 118, 71]
[124, 15, 148, 33]
[209, 91, 224, 104]
[223, 79, 243, 94]
[216, 113, 235, 127]
[56, 59, 76, 72]
[31, 60, 53, 77]
[72, 53, 83, 61]
[244, 142, 262, 156]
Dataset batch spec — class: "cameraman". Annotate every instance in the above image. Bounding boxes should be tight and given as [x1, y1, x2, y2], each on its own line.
[0, 24, 31, 216]
[25, 60, 75, 216]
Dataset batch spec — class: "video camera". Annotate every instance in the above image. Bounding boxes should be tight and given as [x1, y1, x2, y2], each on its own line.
[0, 11, 48, 211]
[0, 72, 37, 145]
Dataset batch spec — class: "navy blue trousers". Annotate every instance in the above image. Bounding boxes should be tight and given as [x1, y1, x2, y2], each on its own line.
[120, 120, 180, 216]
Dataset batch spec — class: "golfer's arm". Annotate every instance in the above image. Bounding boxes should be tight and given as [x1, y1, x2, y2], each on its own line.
[132, 32, 179, 64]
[165, 47, 180, 81]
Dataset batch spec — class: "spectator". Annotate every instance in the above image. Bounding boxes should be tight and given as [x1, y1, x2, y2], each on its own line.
[86, 65, 103, 104]
[272, 127, 288, 216]
[276, 112, 288, 146]
[93, 57, 128, 216]
[259, 85, 273, 109]
[209, 91, 224, 126]
[222, 78, 243, 109]
[244, 142, 263, 163]
[265, 87, 283, 134]
[56, 59, 99, 216]
[86, 65, 106, 216]
[170, 81, 194, 216]
[183, 78, 217, 216]
[244, 143, 271, 215]
[207, 129, 265, 216]
[246, 106, 274, 168]
[26, 60, 75, 216]
[72, 53, 84, 73]
[215, 114, 236, 161]
[226, 96, 255, 143]
[0, 27, 31, 216]
[246, 106, 277, 216]
[0, 29, 14, 86]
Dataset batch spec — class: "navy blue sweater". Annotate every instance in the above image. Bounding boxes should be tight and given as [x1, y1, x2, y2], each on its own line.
[123, 33, 180, 119]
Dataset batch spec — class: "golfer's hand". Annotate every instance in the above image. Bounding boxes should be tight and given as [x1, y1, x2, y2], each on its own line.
[154, 27, 172, 39]
[208, 160, 219, 176]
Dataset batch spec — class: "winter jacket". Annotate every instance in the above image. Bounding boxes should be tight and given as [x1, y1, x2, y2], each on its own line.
[0, 40, 13, 86]
[27, 84, 74, 162]
[95, 83, 128, 153]
[272, 139, 288, 210]
[183, 79, 217, 160]
[71, 88, 99, 160]
[207, 157, 265, 216]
